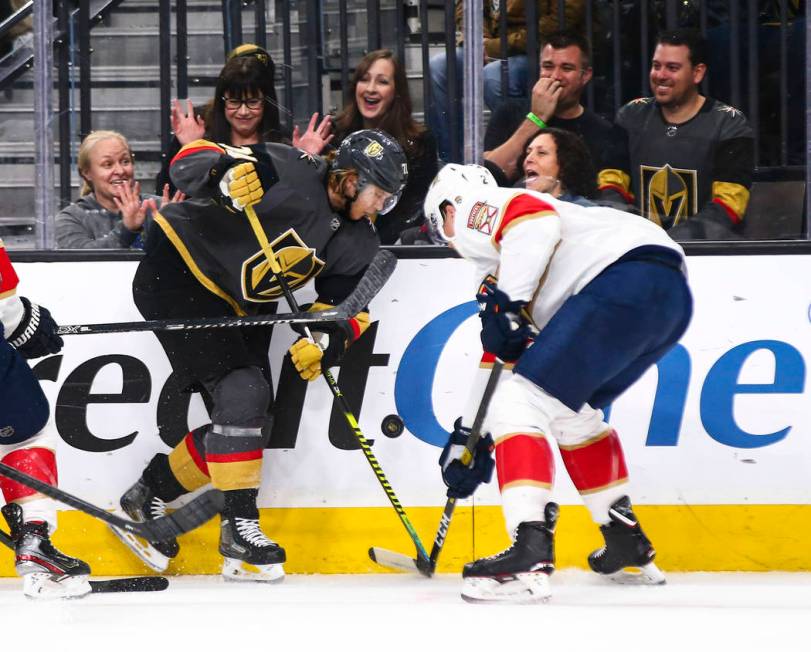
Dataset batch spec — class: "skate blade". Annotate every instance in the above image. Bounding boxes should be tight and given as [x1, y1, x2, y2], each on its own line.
[604, 562, 666, 586]
[23, 572, 92, 600]
[108, 523, 170, 573]
[221, 558, 285, 583]
[461, 572, 552, 604]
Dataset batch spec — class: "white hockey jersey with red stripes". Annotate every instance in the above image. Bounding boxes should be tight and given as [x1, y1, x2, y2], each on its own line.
[449, 188, 685, 331]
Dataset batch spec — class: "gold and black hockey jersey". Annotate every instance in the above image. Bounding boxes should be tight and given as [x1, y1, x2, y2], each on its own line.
[616, 97, 754, 230]
[151, 141, 379, 315]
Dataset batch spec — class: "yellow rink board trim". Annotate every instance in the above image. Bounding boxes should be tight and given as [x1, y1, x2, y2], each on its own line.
[1, 504, 809, 577]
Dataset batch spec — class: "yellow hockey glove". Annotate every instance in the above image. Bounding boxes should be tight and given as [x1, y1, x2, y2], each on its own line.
[288, 303, 370, 381]
[289, 337, 324, 382]
[219, 161, 263, 210]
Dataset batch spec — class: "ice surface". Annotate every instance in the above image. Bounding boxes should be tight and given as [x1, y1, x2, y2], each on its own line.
[1, 571, 809, 651]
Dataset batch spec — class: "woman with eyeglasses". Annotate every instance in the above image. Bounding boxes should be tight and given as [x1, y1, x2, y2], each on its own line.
[155, 44, 331, 195]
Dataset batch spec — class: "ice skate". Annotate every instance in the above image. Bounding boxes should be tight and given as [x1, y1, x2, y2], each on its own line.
[110, 477, 180, 572]
[461, 503, 558, 604]
[588, 496, 666, 585]
[219, 489, 285, 582]
[2, 503, 92, 600]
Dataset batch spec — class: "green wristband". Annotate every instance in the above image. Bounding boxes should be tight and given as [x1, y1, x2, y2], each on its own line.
[526, 112, 547, 129]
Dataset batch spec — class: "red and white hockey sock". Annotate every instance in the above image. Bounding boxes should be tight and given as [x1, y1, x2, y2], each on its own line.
[496, 432, 555, 535]
[0, 447, 58, 532]
[559, 429, 629, 524]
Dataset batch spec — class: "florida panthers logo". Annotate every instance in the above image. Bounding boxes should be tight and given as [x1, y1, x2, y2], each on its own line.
[241, 229, 325, 301]
[466, 201, 499, 235]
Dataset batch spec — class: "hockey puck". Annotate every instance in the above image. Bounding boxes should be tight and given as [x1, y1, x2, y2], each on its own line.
[381, 414, 405, 438]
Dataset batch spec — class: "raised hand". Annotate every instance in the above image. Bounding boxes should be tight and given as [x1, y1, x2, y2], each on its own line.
[171, 99, 206, 145]
[530, 76, 563, 124]
[160, 183, 186, 207]
[292, 112, 334, 155]
[114, 180, 148, 232]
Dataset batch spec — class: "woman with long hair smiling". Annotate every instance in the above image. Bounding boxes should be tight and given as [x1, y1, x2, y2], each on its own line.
[333, 49, 438, 244]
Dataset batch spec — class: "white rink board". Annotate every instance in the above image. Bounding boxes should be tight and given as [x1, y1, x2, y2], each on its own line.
[12, 254, 811, 509]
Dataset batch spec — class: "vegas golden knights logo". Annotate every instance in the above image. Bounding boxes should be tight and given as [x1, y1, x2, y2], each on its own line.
[241, 229, 325, 302]
[363, 141, 384, 159]
[640, 164, 698, 229]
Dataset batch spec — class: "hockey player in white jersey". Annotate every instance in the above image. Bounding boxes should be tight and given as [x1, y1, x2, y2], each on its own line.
[0, 240, 92, 599]
[424, 163, 693, 603]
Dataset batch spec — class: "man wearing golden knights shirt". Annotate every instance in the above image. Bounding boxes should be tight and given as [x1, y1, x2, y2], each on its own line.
[615, 28, 754, 240]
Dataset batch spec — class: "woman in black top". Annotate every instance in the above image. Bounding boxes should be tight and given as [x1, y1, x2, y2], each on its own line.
[333, 49, 438, 245]
[156, 44, 331, 194]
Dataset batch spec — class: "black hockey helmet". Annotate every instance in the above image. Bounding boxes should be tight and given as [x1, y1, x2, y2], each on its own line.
[332, 129, 408, 214]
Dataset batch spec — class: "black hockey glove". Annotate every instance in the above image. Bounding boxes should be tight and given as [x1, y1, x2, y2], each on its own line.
[477, 277, 533, 362]
[438, 418, 495, 499]
[8, 297, 64, 359]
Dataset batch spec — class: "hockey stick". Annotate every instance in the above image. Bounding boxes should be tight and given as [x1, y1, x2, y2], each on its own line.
[0, 528, 168, 593]
[369, 359, 504, 576]
[0, 461, 223, 542]
[55, 262, 390, 336]
[243, 204, 429, 564]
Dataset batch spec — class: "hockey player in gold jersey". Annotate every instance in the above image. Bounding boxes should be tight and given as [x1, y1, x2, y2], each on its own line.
[113, 130, 406, 581]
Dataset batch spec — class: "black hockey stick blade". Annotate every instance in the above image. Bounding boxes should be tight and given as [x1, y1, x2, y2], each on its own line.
[90, 576, 169, 593]
[134, 488, 224, 541]
[339, 249, 397, 316]
[0, 461, 223, 541]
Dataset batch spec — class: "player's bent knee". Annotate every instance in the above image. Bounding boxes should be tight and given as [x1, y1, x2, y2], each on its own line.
[211, 366, 270, 427]
[485, 375, 548, 437]
[486, 374, 574, 437]
[552, 406, 609, 447]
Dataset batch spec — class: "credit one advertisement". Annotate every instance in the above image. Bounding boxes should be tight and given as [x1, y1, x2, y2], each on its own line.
[12, 255, 811, 510]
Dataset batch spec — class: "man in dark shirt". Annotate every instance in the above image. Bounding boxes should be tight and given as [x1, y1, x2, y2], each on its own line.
[615, 29, 754, 240]
[483, 30, 631, 205]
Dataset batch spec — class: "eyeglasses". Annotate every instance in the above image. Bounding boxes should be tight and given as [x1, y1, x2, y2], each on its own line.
[222, 97, 265, 110]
